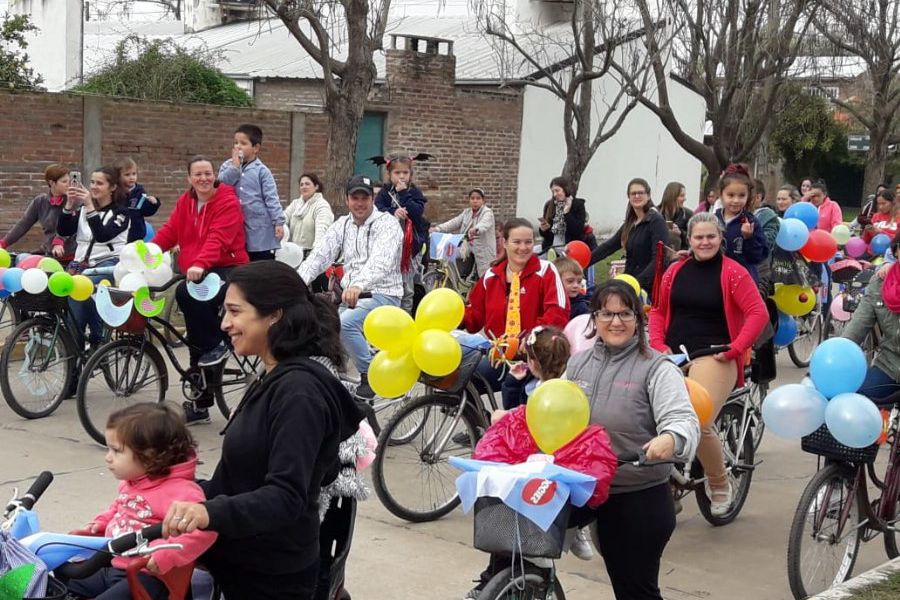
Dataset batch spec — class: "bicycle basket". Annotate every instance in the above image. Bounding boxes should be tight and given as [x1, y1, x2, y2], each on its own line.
[801, 424, 879, 463]
[8, 291, 68, 314]
[419, 349, 482, 394]
[23, 576, 67, 599]
[473, 497, 569, 559]
[107, 289, 148, 335]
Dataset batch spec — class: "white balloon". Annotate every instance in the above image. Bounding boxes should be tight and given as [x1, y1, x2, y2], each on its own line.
[275, 242, 304, 269]
[145, 242, 163, 256]
[21, 268, 48, 294]
[113, 262, 130, 285]
[162, 251, 173, 267]
[119, 243, 141, 268]
[118, 272, 149, 293]
[145, 263, 174, 287]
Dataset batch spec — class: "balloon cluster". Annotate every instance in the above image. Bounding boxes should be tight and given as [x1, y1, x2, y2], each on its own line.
[763, 338, 881, 448]
[0, 251, 95, 301]
[363, 288, 465, 398]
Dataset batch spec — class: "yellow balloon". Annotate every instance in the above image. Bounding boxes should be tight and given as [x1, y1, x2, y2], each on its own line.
[70, 275, 95, 301]
[525, 379, 590, 454]
[363, 305, 416, 354]
[614, 273, 641, 296]
[773, 284, 816, 317]
[415, 288, 465, 332]
[412, 329, 462, 376]
[368, 350, 420, 398]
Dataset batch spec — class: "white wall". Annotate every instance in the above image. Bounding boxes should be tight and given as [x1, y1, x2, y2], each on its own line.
[11, 0, 83, 90]
[183, 0, 222, 33]
[516, 73, 705, 236]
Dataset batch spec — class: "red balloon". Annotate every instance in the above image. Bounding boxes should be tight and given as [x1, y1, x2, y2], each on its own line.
[799, 229, 838, 263]
[18, 255, 43, 270]
[565, 241, 591, 268]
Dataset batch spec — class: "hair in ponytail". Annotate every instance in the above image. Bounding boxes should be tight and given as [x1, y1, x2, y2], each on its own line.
[718, 164, 754, 197]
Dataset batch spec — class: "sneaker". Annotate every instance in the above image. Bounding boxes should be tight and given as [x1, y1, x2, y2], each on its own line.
[182, 401, 211, 425]
[197, 343, 228, 367]
[570, 527, 594, 560]
[705, 477, 734, 517]
[355, 373, 375, 401]
[463, 581, 485, 599]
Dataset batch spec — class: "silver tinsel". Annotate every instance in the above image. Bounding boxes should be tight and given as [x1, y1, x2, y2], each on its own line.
[319, 431, 373, 521]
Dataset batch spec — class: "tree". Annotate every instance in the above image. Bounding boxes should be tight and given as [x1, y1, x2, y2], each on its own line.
[627, 0, 811, 190]
[470, 0, 655, 191]
[76, 36, 252, 107]
[0, 13, 42, 89]
[811, 0, 900, 203]
[91, 0, 182, 20]
[260, 0, 391, 203]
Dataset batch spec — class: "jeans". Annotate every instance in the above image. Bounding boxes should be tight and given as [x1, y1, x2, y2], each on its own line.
[858, 365, 900, 406]
[68, 257, 119, 350]
[60, 566, 167, 600]
[175, 266, 233, 365]
[476, 356, 523, 410]
[339, 294, 401, 374]
[401, 255, 421, 313]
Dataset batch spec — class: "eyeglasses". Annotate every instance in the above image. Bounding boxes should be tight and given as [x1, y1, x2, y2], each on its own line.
[594, 310, 637, 323]
[629, 191, 648, 197]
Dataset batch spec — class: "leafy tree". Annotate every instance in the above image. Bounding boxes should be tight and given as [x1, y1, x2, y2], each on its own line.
[76, 36, 252, 107]
[0, 13, 43, 89]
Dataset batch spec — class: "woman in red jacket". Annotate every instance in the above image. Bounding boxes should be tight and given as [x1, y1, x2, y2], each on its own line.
[649, 211, 767, 517]
[463, 217, 569, 408]
[153, 155, 250, 423]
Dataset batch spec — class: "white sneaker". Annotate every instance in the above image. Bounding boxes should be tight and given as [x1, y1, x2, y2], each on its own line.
[570, 527, 594, 560]
[705, 478, 734, 517]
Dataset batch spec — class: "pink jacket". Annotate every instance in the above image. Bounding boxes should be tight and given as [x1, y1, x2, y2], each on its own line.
[817, 198, 843, 232]
[88, 456, 217, 574]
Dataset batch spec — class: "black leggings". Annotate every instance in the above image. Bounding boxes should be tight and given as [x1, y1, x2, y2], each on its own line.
[174, 266, 232, 363]
[211, 560, 318, 600]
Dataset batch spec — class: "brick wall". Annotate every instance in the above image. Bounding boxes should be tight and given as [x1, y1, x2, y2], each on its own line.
[255, 79, 327, 111]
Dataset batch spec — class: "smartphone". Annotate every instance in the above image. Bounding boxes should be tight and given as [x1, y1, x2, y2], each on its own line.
[69, 171, 81, 186]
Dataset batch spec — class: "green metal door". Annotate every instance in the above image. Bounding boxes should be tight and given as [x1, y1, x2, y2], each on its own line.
[355, 112, 385, 182]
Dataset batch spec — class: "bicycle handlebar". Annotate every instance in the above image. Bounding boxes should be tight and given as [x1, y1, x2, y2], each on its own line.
[53, 524, 166, 580]
[19, 471, 53, 511]
[617, 450, 685, 468]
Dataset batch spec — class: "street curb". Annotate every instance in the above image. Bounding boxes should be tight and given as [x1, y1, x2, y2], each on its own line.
[807, 557, 900, 599]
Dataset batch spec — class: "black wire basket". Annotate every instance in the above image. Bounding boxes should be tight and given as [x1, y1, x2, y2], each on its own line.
[419, 349, 483, 394]
[801, 424, 880, 464]
[8, 291, 69, 314]
[473, 497, 569, 559]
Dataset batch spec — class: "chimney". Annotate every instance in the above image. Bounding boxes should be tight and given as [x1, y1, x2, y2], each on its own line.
[385, 34, 456, 92]
[10, 0, 83, 90]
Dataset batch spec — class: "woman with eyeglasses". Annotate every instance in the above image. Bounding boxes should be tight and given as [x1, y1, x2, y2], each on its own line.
[566, 280, 699, 600]
[589, 178, 670, 294]
[648, 212, 767, 518]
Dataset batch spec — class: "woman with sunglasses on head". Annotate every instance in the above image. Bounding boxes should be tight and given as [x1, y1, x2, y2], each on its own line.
[648, 212, 767, 518]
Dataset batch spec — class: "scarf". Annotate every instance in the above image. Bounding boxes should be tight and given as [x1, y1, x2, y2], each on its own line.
[551, 199, 567, 237]
[400, 219, 414, 274]
[49, 195, 64, 207]
[882, 262, 900, 313]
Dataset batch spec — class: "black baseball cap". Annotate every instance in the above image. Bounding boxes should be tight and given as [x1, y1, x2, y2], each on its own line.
[346, 175, 374, 196]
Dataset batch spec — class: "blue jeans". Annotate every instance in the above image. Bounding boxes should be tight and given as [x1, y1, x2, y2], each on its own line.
[339, 294, 401, 374]
[68, 258, 118, 349]
[858, 365, 900, 406]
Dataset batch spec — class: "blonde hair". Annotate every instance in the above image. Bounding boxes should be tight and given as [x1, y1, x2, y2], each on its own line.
[553, 256, 583, 278]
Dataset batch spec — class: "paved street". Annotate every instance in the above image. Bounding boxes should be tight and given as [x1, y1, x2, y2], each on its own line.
[0, 351, 892, 599]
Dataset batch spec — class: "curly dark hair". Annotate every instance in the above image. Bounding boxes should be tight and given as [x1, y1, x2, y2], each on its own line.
[106, 403, 196, 479]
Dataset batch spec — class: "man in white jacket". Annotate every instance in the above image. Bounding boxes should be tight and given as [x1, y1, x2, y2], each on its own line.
[299, 175, 403, 399]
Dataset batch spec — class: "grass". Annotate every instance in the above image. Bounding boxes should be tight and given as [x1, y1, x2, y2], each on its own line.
[592, 249, 624, 283]
[846, 570, 900, 599]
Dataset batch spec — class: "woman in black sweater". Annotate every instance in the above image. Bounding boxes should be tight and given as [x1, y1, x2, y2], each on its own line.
[538, 175, 597, 252]
[162, 261, 364, 599]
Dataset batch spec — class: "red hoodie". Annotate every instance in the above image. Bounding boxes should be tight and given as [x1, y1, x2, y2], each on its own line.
[153, 184, 249, 273]
[88, 456, 217, 574]
[463, 254, 569, 338]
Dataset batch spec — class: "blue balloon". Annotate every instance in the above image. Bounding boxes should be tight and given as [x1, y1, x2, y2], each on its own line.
[1, 267, 24, 293]
[14, 253, 31, 267]
[144, 222, 155, 243]
[785, 202, 819, 230]
[762, 383, 827, 439]
[0, 289, 9, 299]
[773, 311, 798, 346]
[810, 337, 867, 398]
[775, 218, 810, 251]
[870, 233, 891, 256]
[825, 393, 882, 448]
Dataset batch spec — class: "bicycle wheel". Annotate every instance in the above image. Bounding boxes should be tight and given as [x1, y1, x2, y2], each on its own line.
[749, 381, 768, 452]
[789, 309, 823, 368]
[372, 392, 481, 522]
[787, 463, 861, 600]
[479, 565, 566, 600]
[375, 382, 432, 446]
[694, 402, 755, 526]
[0, 298, 19, 340]
[77, 338, 168, 445]
[422, 268, 451, 293]
[214, 353, 261, 419]
[0, 317, 76, 419]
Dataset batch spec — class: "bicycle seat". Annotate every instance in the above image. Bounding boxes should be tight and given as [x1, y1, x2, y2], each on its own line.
[126, 556, 194, 600]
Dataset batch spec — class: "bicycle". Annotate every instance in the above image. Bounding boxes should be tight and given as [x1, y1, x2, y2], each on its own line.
[788, 292, 826, 368]
[75, 276, 259, 445]
[823, 266, 880, 362]
[421, 236, 477, 299]
[786, 392, 900, 600]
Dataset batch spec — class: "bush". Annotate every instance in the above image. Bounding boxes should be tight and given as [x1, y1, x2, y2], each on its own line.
[0, 13, 42, 89]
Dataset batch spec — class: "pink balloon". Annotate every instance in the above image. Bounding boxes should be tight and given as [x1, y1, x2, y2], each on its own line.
[564, 313, 594, 354]
[845, 237, 867, 259]
[830, 296, 852, 322]
[18, 255, 43, 270]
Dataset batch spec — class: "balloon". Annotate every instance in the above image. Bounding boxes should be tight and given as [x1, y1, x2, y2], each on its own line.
[186, 272, 223, 301]
[118, 243, 143, 273]
[801, 376, 816, 388]
[845, 237, 867, 258]
[18, 255, 43, 270]
[412, 329, 462, 376]
[118, 272, 149, 293]
[14, 253, 31, 266]
[773, 311, 798, 346]
[363, 306, 417, 354]
[546, 247, 557, 261]
[275, 242, 304, 269]
[800, 229, 838, 262]
[685, 377, 714, 426]
[113, 262, 130, 286]
[762, 384, 828, 439]
[526, 379, 590, 453]
[0, 268, 5, 289]
[20, 268, 48, 294]
[565, 241, 591, 269]
[810, 337, 867, 398]
[368, 350, 420, 398]
[870, 233, 891, 257]
[415, 288, 465, 332]
[37, 257, 63, 273]
[873, 257, 885, 266]
[135, 241, 165, 271]
[614, 273, 641, 296]
[785, 202, 819, 230]
[825, 393, 883, 448]
[830, 295, 852, 322]
[563, 313, 594, 354]
[775, 218, 810, 251]
[47, 271, 74, 297]
[773, 284, 816, 317]
[0, 248, 9, 268]
[144, 263, 174, 287]
[1, 268, 24, 293]
[831, 224, 851, 246]
[70, 275, 94, 301]
[143, 222, 155, 243]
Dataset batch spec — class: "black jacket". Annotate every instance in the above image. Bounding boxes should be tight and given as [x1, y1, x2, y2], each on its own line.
[590, 208, 669, 293]
[539, 197, 597, 250]
[201, 358, 364, 576]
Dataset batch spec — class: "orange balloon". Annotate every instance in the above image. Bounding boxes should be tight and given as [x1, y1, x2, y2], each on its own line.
[685, 377, 713, 427]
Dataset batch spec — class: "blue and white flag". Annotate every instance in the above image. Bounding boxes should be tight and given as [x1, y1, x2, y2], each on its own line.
[430, 233, 465, 261]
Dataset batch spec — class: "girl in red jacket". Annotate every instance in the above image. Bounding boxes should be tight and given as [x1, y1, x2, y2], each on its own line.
[463, 217, 569, 408]
[649, 212, 767, 518]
